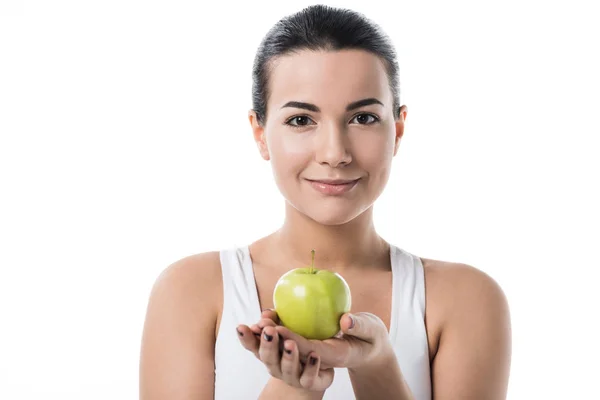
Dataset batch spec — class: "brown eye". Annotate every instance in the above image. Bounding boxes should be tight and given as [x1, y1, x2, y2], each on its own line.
[286, 115, 314, 129]
[352, 113, 379, 125]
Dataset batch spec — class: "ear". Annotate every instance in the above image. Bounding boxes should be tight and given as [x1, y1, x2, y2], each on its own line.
[248, 110, 270, 161]
[393, 105, 408, 157]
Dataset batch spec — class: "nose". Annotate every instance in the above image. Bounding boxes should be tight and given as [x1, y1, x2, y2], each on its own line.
[315, 122, 352, 168]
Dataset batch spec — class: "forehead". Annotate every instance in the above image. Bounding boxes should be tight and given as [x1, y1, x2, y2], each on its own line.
[268, 49, 390, 110]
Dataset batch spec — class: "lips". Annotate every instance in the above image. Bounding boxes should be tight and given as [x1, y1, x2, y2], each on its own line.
[306, 178, 360, 195]
[307, 179, 360, 185]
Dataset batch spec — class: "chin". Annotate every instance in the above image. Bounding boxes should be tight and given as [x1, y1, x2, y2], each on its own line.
[300, 202, 369, 226]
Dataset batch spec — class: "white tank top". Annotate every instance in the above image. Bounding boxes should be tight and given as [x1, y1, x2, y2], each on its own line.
[214, 244, 432, 399]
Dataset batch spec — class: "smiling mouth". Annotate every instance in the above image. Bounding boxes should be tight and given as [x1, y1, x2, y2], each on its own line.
[305, 178, 361, 195]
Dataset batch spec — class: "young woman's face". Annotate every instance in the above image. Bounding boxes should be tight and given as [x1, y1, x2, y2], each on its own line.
[250, 49, 407, 226]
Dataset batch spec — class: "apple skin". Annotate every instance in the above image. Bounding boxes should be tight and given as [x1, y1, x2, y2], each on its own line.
[273, 267, 352, 340]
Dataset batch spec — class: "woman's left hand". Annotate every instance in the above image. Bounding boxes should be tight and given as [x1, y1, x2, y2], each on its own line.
[251, 310, 396, 371]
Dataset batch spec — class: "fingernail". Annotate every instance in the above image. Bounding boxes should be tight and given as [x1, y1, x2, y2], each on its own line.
[284, 348, 292, 355]
[253, 332, 261, 337]
[236, 328, 243, 337]
[263, 332, 273, 342]
[309, 356, 317, 366]
[348, 314, 355, 329]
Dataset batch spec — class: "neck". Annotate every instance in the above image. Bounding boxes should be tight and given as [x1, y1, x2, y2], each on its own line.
[273, 202, 389, 270]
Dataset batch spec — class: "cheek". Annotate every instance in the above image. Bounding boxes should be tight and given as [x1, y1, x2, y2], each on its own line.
[353, 133, 394, 173]
[268, 132, 312, 179]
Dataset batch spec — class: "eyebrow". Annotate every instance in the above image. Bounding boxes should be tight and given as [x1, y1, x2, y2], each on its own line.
[280, 98, 384, 113]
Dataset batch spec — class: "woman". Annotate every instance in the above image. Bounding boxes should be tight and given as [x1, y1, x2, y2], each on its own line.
[139, 4, 512, 399]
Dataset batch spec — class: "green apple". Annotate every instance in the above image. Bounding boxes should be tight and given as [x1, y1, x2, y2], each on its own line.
[273, 250, 352, 340]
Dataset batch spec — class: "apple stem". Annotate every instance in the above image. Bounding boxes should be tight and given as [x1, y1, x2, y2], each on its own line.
[310, 249, 315, 274]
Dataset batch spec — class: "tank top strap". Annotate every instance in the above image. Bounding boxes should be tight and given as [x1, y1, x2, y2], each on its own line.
[215, 246, 271, 399]
[218, 246, 261, 326]
[390, 244, 426, 337]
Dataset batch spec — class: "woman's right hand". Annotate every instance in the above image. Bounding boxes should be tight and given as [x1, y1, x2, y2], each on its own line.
[236, 310, 335, 393]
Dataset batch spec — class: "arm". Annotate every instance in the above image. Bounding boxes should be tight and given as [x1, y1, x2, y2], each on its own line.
[348, 353, 414, 400]
[431, 264, 512, 399]
[139, 252, 222, 399]
[259, 377, 325, 400]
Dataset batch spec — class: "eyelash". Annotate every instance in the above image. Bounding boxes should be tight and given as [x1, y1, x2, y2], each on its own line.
[284, 113, 380, 129]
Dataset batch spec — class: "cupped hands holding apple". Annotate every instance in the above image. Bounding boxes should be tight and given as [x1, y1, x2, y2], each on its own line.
[236, 250, 397, 393]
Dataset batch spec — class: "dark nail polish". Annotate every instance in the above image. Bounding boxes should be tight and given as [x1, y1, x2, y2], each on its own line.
[348, 315, 355, 329]
[236, 328, 243, 337]
[263, 332, 273, 342]
[284, 348, 292, 355]
[253, 332, 261, 337]
[309, 356, 317, 366]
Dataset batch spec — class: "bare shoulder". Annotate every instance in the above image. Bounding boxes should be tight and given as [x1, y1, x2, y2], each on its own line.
[421, 257, 509, 321]
[145, 251, 223, 324]
[152, 251, 223, 302]
[420, 257, 512, 399]
[139, 251, 223, 400]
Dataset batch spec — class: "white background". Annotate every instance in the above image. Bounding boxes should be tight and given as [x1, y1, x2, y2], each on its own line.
[1, 0, 598, 398]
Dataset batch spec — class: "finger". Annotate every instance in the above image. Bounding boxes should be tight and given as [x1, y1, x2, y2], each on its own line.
[275, 325, 342, 369]
[280, 340, 301, 387]
[250, 316, 277, 336]
[257, 317, 278, 329]
[236, 325, 260, 357]
[299, 352, 318, 389]
[261, 309, 280, 324]
[299, 352, 333, 391]
[274, 326, 311, 363]
[340, 312, 384, 342]
[258, 326, 281, 377]
[252, 320, 285, 353]
[339, 314, 355, 333]
[249, 324, 262, 337]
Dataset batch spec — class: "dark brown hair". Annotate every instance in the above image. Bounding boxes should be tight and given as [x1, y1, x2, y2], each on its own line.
[251, 4, 401, 127]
